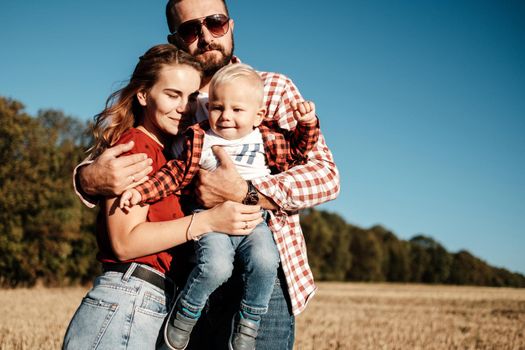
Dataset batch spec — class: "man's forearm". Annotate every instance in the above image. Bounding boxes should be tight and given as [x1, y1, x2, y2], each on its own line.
[251, 133, 340, 212]
[257, 192, 279, 210]
[78, 162, 102, 197]
[218, 179, 278, 210]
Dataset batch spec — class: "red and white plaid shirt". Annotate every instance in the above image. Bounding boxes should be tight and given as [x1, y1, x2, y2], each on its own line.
[253, 70, 340, 315]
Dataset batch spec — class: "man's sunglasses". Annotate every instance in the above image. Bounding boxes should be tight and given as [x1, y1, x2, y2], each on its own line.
[173, 14, 230, 44]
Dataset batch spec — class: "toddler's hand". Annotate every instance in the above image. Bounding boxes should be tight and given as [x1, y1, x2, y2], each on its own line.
[291, 100, 317, 125]
[119, 189, 142, 209]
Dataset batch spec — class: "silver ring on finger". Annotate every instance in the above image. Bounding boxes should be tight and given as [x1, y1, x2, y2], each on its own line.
[130, 175, 135, 182]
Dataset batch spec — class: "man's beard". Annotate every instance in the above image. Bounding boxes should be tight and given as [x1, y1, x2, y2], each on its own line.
[196, 38, 234, 78]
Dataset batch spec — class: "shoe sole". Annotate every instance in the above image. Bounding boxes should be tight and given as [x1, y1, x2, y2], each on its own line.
[228, 314, 235, 350]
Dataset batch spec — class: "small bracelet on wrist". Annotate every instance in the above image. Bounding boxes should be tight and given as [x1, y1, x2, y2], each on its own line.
[186, 212, 200, 241]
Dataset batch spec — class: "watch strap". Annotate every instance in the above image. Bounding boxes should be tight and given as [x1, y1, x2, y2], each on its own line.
[242, 180, 259, 205]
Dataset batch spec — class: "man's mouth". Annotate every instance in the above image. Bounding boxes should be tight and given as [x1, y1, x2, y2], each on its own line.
[198, 44, 223, 55]
[198, 49, 217, 55]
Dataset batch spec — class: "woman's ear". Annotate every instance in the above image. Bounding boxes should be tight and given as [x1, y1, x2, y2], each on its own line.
[137, 90, 148, 106]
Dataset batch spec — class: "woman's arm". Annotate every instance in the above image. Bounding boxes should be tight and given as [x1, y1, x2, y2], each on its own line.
[106, 197, 263, 261]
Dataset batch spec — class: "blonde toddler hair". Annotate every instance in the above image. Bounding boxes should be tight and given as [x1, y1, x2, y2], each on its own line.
[209, 63, 264, 107]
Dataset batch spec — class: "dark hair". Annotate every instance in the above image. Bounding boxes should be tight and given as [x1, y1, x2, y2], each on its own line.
[90, 44, 202, 158]
[166, 0, 229, 34]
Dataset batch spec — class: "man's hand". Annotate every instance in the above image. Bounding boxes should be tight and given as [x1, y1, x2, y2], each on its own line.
[195, 146, 247, 208]
[79, 141, 153, 197]
[195, 146, 278, 210]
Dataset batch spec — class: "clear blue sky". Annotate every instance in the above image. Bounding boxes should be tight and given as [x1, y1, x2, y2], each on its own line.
[2, 1, 524, 274]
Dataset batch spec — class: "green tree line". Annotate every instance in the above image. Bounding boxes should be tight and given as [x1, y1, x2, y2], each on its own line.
[0, 97, 97, 286]
[1, 96, 524, 288]
[300, 209, 525, 287]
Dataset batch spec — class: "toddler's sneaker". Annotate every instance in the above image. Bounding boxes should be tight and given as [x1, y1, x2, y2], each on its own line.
[228, 311, 260, 350]
[164, 306, 199, 350]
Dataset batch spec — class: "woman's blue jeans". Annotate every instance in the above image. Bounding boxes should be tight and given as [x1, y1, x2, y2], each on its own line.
[62, 264, 173, 350]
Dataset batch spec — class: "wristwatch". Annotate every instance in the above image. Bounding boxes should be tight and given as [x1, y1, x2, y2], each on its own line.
[242, 180, 259, 205]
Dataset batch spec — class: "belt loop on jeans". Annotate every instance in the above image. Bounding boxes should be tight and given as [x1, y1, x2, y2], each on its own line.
[122, 262, 137, 282]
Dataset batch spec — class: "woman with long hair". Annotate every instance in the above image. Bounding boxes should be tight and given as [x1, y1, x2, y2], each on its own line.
[62, 44, 262, 349]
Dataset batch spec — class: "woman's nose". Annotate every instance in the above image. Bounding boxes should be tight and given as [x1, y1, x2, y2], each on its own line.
[176, 99, 189, 114]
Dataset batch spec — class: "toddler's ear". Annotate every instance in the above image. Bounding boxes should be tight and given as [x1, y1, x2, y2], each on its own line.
[253, 107, 266, 127]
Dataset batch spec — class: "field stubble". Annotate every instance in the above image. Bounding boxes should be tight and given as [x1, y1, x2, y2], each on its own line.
[296, 282, 525, 349]
[0, 283, 523, 349]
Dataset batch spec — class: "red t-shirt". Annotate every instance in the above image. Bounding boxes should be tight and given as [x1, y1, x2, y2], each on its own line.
[96, 128, 185, 276]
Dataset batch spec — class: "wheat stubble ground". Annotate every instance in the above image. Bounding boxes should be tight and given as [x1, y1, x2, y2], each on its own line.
[0, 283, 523, 349]
[296, 283, 524, 349]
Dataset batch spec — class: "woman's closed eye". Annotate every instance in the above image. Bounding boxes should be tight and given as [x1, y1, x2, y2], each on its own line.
[167, 93, 181, 99]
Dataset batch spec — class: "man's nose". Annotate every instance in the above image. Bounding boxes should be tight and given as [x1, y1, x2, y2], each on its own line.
[197, 25, 214, 46]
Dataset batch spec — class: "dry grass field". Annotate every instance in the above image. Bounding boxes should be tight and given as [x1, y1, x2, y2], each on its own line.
[296, 283, 525, 350]
[0, 282, 523, 349]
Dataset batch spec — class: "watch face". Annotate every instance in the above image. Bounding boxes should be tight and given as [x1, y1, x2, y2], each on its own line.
[243, 181, 259, 205]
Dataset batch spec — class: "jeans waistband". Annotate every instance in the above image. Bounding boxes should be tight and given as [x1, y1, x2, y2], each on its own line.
[102, 262, 174, 292]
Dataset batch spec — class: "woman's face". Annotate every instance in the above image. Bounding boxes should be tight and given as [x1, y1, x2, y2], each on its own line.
[138, 63, 201, 141]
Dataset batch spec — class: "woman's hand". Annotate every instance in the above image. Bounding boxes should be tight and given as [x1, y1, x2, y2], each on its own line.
[197, 201, 264, 237]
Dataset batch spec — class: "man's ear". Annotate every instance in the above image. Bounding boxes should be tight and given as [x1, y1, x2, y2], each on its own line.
[137, 90, 148, 106]
[253, 107, 266, 127]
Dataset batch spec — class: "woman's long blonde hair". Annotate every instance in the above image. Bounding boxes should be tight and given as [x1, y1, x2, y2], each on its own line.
[90, 44, 202, 158]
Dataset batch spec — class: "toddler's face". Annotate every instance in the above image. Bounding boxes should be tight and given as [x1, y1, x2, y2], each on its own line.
[208, 78, 265, 140]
